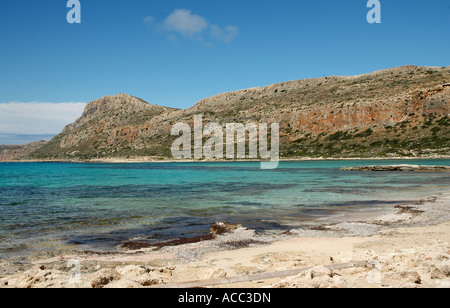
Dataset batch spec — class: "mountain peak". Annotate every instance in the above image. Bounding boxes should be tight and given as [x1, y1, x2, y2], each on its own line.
[63, 93, 173, 133]
[80, 94, 147, 119]
[111, 92, 139, 100]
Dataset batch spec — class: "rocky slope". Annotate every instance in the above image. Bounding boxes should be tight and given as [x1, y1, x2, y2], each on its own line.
[15, 65, 450, 160]
[28, 93, 178, 159]
[0, 141, 48, 161]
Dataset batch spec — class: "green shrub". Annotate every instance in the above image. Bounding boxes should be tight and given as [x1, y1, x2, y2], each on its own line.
[355, 128, 373, 138]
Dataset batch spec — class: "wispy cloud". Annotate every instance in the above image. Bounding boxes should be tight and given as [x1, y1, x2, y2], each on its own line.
[210, 24, 239, 43]
[145, 9, 239, 45]
[162, 9, 208, 38]
[0, 102, 86, 136]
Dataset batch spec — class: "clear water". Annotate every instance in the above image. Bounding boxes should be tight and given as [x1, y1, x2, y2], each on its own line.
[0, 159, 449, 259]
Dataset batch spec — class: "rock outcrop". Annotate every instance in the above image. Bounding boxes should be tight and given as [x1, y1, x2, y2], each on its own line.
[341, 165, 450, 172]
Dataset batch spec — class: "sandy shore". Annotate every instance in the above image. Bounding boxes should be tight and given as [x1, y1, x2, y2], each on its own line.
[2, 155, 450, 164]
[1, 191, 449, 288]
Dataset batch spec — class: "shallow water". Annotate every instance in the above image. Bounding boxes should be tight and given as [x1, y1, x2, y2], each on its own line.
[0, 159, 449, 258]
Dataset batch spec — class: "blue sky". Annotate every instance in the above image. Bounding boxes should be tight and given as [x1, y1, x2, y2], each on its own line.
[0, 0, 449, 144]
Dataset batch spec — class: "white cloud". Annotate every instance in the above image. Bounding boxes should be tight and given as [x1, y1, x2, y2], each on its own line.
[0, 102, 86, 135]
[153, 9, 239, 44]
[162, 9, 208, 38]
[210, 24, 239, 43]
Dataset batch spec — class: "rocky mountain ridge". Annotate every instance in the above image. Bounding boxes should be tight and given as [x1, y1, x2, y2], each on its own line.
[3, 65, 449, 161]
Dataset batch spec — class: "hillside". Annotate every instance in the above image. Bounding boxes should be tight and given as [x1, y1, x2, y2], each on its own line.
[28, 93, 178, 159]
[0, 141, 48, 161]
[17, 65, 450, 160]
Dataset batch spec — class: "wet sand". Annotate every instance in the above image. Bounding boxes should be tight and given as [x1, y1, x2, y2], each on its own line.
[1, 191, 449, 288]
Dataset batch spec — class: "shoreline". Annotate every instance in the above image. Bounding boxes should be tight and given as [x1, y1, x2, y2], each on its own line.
[1, 190, 449, 288]
[2, 155, 450, 164]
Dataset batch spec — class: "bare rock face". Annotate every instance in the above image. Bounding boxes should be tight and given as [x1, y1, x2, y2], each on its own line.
[16, 65, 450, 161]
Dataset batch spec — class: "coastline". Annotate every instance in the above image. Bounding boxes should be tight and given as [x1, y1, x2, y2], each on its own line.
[1, 190, 449, 288]
[2, 155, 450, 164]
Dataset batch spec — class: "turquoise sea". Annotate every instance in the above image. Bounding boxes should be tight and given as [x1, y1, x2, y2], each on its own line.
[0, 159, 449, 259]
